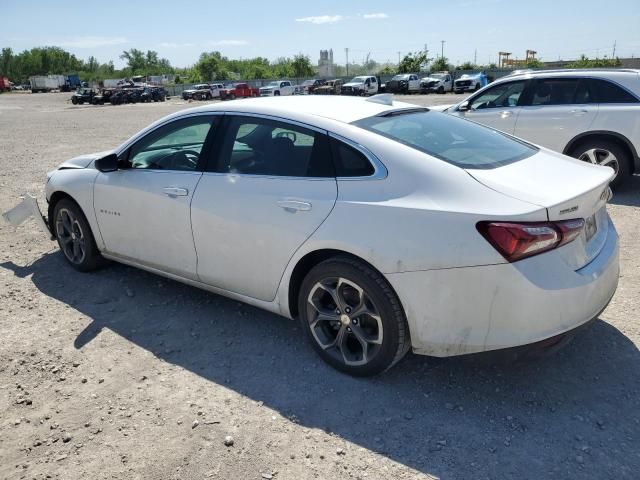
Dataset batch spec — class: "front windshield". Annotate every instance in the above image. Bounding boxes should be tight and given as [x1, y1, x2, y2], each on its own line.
[349, 76, 368, 83]
[265, 81, 279, 87]
[392, 75, 410, 80]
[352, 111, 536, 169]
[430, 73, 445, 79]
[302, 80, 315, 86]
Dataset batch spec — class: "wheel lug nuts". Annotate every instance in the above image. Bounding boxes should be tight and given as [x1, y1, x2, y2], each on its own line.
[352, 319, 357, 324]
[345, 308, 351, 313]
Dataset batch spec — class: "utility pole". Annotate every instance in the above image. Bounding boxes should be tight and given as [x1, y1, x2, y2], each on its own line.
[397, 51, 401, 68]
[612, 40, 617, 58]
[424, 43, 429, 70]
[474, 49, 477, 65]
[345, 47, 349, 76]
[441, 40, 446, 59]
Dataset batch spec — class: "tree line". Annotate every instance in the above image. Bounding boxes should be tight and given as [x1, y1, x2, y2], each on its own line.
[0, 46, 317, 84]
[0, 46, 625, 85]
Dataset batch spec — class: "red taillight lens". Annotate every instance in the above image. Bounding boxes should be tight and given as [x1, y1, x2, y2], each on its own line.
[477, 218, 585, 262]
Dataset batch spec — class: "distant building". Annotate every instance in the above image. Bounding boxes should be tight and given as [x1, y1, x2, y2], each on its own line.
[542, 57, 640, 69]
[319, 49, 334, 77]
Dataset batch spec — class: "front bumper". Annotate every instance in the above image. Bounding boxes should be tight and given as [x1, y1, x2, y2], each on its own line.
[260, 90, 275, 96]
[386, 218, 620, 357]
[2, 194, 53, 239]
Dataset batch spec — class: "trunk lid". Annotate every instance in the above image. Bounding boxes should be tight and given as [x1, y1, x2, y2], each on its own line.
[467, 149, 614, 269]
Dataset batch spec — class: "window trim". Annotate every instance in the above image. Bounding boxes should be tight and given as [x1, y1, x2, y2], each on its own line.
[328, 132, 388, 181]
[588, 77, 640, 104]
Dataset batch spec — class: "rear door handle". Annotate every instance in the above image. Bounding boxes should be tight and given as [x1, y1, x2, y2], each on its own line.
[162, 187, 189, 197]
[277, 200, 312, 212]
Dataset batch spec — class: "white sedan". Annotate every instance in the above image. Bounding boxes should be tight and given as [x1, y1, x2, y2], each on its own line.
[7, 95, 619, 376]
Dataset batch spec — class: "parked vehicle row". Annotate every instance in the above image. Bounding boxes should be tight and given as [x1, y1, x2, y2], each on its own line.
[71, 86, 167, 105]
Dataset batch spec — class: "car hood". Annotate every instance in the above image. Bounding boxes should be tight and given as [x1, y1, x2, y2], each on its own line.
[424, 77, 443, 82]
[57, 150, 113, 169]
[183, 89, 198, 93]
[343, 82, 364, 87]
[260, 86, 277, 90]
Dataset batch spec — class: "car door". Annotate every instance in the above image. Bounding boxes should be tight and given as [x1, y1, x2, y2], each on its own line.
[409, 75, 420, 92]
[452, 80, 527, 134]
[93, 114, 219, 279]
[513, 77, 598, 152]
[191, 114, 337, 301]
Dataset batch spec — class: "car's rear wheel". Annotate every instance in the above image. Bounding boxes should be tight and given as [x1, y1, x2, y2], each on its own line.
[571, 140, 630, 187]
[53, 199, 105, 272]
[298, 257, 410, 376]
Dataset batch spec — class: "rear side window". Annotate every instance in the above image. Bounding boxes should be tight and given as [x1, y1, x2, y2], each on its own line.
[590, 79, 639, 103]
[330, 139, 375, 177]
[530, 78, 581, 106]
[353, 111, 536, 169]
[217, 116, 333, 177]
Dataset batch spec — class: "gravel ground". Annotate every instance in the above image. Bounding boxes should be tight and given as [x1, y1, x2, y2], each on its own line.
[1, 92, 639, 480]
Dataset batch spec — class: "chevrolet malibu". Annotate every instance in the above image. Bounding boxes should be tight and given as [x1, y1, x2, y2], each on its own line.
[10, 95, 619, 376]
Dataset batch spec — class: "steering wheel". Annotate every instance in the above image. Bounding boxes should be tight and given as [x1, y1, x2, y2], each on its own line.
[170, 149, 199, 170]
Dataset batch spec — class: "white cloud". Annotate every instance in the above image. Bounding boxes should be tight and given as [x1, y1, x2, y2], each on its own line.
[159, 42, 195, 48]
[295, 15, 343, 24]
[208, 39, 249, 46]
[55, 36, 128, 48]
[362, 13, 388, 19]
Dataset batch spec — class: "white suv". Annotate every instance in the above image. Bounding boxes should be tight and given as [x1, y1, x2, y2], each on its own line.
[446, 69, 640, 186]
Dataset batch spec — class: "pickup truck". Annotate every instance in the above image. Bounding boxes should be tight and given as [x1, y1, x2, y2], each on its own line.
[182, 84, 216, 100]
[419, 72, 453, 94]
[300, 79, 325, 94]
[259, 80, 295, 96]
[220, 83, 259, 100]
[314, 78, 343, 95]
[385, 74, 421, 94]
[341, 76, 379, 96]
[453, 72, 488, 93]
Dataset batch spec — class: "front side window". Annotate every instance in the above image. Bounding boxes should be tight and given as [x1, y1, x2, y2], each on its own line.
[217, 116, 333, 177]
[353, 110, 536, 169]
[127, 116, 214, 171]
[591, 79, 639, 103]
[468, 81, 525, 110]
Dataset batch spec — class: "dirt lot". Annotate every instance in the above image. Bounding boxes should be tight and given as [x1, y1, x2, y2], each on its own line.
[1, 92, 639, 480]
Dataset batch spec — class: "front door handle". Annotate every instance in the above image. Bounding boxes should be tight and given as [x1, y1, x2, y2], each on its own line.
[163, 187, 189, 197]
[277, 200, 312, 212]
[571, 109, 588, 116]
[500, 110, 513, 118]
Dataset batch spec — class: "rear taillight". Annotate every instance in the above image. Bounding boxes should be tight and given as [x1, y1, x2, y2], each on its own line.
[477, 219, 585, 262]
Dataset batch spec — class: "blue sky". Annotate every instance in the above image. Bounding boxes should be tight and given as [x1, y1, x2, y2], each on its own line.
[2, 0, 639, 68]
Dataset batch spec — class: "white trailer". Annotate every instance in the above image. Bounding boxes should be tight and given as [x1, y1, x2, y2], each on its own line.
[29, 75, 66, 93]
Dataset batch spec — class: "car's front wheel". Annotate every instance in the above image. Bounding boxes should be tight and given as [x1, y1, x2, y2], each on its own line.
[571, 140, 630, 187]
[298, 257, 410, 376]
[53, 199, 105, 272]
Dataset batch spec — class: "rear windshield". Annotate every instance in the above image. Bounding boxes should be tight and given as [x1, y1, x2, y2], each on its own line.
[352, 111, 537, 169]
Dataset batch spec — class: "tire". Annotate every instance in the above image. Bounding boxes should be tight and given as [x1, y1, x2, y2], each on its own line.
[570, 139, 631, 188]
[71, 97, 78, 105]
[230, 93, 236, 100]
[474, 83, 480, 91]
[298, 257, 410, 376]
[53, 199, 106, 272]
[274, 91, 280, 96]
[438, 86, 444, 94]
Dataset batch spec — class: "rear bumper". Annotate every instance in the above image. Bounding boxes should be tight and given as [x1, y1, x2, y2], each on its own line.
[386, 217, 619, 357]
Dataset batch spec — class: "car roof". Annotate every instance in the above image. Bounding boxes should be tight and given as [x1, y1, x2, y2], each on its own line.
[175, 95, 421, 124]
[498, 68, 640, 93]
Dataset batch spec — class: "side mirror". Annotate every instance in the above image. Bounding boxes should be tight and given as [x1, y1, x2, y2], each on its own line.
[458, 101, 470, 112]
[95, 153, 119, 172]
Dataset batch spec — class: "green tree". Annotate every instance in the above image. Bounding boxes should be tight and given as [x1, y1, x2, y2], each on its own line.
[378, 65, 396, 76]
[291, 54, 315, 78]
[430, 56, 450, 72]
[457, 61, 476, 70]
[568, 54, 621, 68]
[398, 52, 427, 73]
[120, 48, 146, 73]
